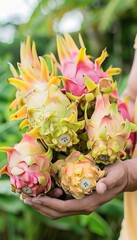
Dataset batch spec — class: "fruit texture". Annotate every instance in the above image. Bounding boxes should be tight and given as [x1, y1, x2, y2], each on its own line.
[8, 36, 59, 112]
[53, 33, 121, 98]
[54, 151, 105, 199]
[1, 33, 136, 200]
[86, 93, 137, 164]
[118, 97, 136, 156]
[0, 134, 56, 196]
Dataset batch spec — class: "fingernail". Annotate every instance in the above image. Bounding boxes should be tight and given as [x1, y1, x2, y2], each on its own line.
[32, 197, 41, 204]
[101, 183, 107, 192]
[24, 199, 32, 205]
[97, 182, 107, 194]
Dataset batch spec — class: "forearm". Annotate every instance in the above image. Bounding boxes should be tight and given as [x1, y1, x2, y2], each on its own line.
[123, 36, 137, 192]
[123, 35, 137, 102]
[126, 51, 137, 101]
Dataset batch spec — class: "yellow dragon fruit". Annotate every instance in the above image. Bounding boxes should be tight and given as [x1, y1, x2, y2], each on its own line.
[54, 150, 105, 199]
[86, 93, 137, 164]
[52, 33, 120, 98]
[0, 134, 56, 196]
[26, 84, 85, 151]
[9, 84, 85, 151]
[8, 36, 59, 111]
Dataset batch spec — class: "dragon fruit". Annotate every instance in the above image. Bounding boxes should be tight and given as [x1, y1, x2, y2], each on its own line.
[54, 151, 105, 199]
[1, 33, 136, 200]
[51, 33, 120, 98]
[26, 85, 85, 151]
[8, 36, 59, 112]
[9, 84, 85, 151]
[118, 97, 136, 156]
[86, 93, 137, 164]
[0, 134, 56, 197]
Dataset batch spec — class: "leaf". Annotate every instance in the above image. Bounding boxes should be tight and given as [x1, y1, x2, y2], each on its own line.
[99, 0, 136, 32]
[98, 197, 124, 218]
[0, 196, 24, 213]
[0, 180, 15, 195]
[42, 215, 84, 234]
[86, 212, 112, 237]
[0, 122, 19, 134]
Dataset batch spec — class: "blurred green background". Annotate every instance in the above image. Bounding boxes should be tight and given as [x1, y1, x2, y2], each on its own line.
[0, 0, 137, 239]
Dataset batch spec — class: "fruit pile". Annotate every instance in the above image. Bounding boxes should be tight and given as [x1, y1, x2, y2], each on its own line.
[0, 34, 136, 199]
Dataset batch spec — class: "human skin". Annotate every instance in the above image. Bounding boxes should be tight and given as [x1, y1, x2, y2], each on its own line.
[22, 158, 137, 219]
[22, 38, 137, 220]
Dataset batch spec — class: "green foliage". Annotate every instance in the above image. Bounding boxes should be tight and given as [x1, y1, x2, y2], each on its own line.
[98, 0, 137, 32]
[0, 0, 135, 239]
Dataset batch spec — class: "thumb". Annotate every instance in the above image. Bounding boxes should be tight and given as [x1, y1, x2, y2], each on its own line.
[96, 180, 107, 194]
[96, 164, 122, 194]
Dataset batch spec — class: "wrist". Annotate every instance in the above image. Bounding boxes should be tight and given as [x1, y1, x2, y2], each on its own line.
[124, 158, 137, 191]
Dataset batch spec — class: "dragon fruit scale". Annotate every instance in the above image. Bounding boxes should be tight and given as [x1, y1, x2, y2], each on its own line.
[118, 97, 136, 156]
[26, 84, 85, 151]
[52, 33, 121, 98]
[86, 93, 137, 165]
[10, 84, 85, 152]
[0, 134, 56, 197]
[54, 151, 105, 199]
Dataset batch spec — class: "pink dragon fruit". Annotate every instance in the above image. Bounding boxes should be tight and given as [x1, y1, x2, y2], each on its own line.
[86, 93, 137, 164]
[0, 134, 56, 196]
[54, 150, 105, 199]
[51, 33, 120, 98]
[118, 97, 136, 156]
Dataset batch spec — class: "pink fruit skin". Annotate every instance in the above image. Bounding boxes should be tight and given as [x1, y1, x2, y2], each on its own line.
[0, 134, 54, 196]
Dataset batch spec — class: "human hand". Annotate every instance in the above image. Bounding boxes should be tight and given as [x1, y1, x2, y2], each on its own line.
[21, 160, 128, 219]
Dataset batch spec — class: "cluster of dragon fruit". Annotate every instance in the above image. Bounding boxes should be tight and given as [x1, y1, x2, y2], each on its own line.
[0, 34, 137, 199]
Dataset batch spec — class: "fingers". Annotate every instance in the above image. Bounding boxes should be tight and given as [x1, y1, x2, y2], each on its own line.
[24, 198, 62, 219]
[21, 186, 119, 219]
[32, 195, 82, 212]
[30, 192, 103, 213]
[47, 187, 64, 198]
[23, 197, 87, 219]
[23, 189, 115, 217]
[20, 160, 128, 220]
[23, 194, 90, 213]
[96, 160, 128, 194]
